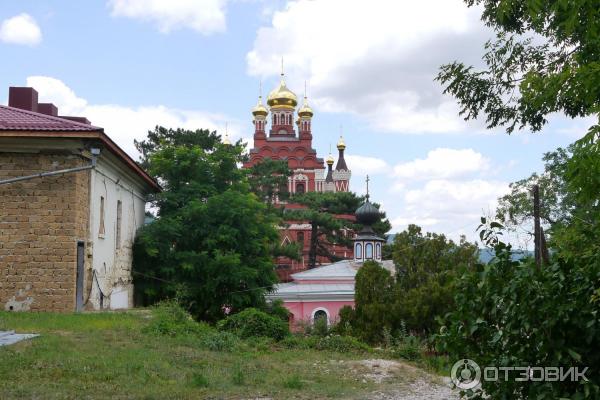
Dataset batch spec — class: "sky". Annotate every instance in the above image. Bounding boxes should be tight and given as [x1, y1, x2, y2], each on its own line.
[0, 0, 587, 247]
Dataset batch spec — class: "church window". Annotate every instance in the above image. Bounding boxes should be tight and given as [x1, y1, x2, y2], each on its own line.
[376, 243, 381, 259]
[355, 243, 362, 259]
[313, 309, 328, 325]
[274, 115, 278, 125]
[296, 182, 305, 193]
[365, 243, 373, 259]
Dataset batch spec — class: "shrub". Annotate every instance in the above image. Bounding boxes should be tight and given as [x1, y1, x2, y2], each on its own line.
[279, 335, 318, 350]
[263, 299, 290, 322]
[392, 335, 423, 361]
[199, 330, 240, 352]
[315, 335, 370, 353]
[143, 300, 210, 336]
[217, 308, 289, 340]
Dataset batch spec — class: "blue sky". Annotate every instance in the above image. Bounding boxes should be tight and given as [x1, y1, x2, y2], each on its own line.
[0, 0, 586, 246]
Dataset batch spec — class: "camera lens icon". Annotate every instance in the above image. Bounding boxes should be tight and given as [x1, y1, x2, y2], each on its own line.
[451, 359, 481, 390]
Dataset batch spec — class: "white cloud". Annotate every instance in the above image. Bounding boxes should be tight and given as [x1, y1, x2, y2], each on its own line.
[345, 154, 389, 176]
[26, 76, 243, 158]
[0, 14, 42, 46]
[247, 0, 490, 134]
[393, 148, 489, 181]
[390, 179, 509, 241]
[108, 0, 227, 35]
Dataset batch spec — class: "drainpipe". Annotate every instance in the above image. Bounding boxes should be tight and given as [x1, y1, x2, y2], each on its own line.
[0, 148, 100, 186]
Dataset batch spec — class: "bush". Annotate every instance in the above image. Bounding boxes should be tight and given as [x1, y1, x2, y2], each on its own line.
[143, 300, 210, 336]
[279, 335, 318, 350]
[263, 299, 290, 322]
[199, 330, 240, 352]
[315, 335, 370, 353]
[392, 335, 423, 361]
[217, 308, 289, 340]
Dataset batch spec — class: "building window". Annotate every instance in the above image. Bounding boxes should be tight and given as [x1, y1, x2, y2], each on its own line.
[313, 309, 328, 325]
[296, 183, 305, 193]
[355, 242, 362, 259]
[365, 243, 373, 259]
[116, 200, 122, 249]
[99, 196, 105, 237]
[297, 231, 304, 246]
[274, 115, 278, 125]
[376, 243, 381, 259]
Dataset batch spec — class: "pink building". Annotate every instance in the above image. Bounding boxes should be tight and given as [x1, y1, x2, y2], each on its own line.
[268, 259, 394, 327]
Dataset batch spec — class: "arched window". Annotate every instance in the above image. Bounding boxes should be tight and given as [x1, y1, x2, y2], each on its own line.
[376, 243, 381, 259]
[365, 243, 373, 259]
[296, 183, 305, 193]
[355, 242, 363, 259]
[274, 115, 278, 125]
[313, 309, 328, 325]
[288, 115, 292, 124]
[297, 231, 304, 246]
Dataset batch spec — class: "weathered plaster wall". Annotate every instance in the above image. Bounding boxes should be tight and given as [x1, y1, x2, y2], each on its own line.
[0, 152, 90, 312]
[86, 156, 146, 310]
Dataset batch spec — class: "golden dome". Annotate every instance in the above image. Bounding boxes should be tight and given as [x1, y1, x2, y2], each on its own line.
[298, 96, 313, 118]
[326, 153, 334, 165]
[337, 135, 346, 150]
[267, 76, 298, 109]
[223, 132, 231, 145]
[252, 96, 268, 117]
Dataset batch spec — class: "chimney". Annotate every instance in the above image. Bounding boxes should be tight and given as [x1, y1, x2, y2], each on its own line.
[38, 103, 58, 116]
[9, 87, 39, 112]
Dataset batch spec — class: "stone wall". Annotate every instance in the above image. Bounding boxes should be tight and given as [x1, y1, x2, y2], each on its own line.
[0, 152, 90, 312]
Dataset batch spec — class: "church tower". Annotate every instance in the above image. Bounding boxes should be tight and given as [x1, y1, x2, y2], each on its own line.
[333, 135, 351, 192]
[243, 68, 351, 195]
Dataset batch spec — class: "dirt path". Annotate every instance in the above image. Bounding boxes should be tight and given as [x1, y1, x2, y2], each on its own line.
[350, 359, 459, 400]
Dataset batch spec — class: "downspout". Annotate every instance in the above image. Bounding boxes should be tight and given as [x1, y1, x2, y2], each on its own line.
[0, 148, 100, 186]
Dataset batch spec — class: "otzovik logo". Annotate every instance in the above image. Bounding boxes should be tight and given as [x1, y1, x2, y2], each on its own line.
[451, 359, 481, 390]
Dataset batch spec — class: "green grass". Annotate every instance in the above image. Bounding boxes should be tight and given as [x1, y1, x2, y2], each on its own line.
[0, 310, 415, 399]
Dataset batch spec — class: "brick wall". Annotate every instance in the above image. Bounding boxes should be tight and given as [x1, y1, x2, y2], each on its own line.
[0, 152, 90, 312]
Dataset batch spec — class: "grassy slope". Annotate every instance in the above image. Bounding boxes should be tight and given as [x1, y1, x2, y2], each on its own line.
[0, 311, 423, 400]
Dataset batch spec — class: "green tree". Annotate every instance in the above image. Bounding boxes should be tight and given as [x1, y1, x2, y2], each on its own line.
[496, 145, 574, 231]
[436, 0, 600, 137]
[436, 3, 600, 396]
[392, 224, 479, 334]
[288, 192, 391, 268]
[438, 228, 600, 399]
[353, 261, 394, 343]
[246, 158, 292, 207]
[132, 127, 279, 321]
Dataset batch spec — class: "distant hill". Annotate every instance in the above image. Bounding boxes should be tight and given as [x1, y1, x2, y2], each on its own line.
[385, 233, 533, 264]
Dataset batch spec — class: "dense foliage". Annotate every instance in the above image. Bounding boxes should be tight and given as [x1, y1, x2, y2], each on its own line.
[392, 225, 479, 334]
[436, 2, 600, 397]
[438, 233, 600, 399]
[246, 158, 292, 207]
[351, 261, 395, 343]
[288, 192, 391, 268]
[132, 127, 281, 321]
[217, 308, 289, 340]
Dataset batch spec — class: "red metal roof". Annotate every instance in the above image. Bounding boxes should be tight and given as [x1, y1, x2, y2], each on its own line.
[0, 104, 101, 131]
[0, 104, 160, 192]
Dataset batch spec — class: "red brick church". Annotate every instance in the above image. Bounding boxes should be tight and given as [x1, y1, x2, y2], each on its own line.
[243, 72, 352, 280]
